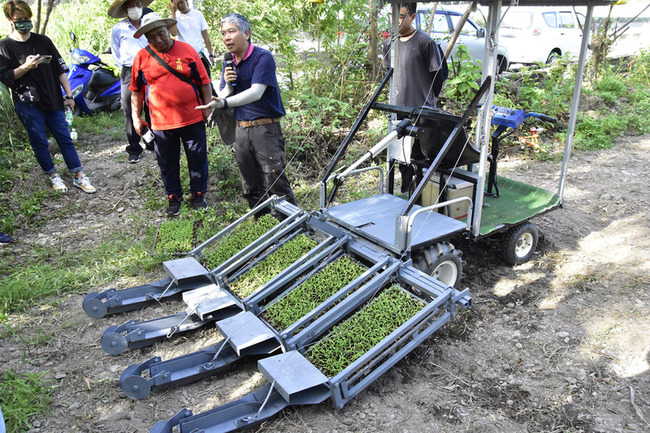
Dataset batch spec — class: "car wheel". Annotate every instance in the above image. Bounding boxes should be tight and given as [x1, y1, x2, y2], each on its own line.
[496, 55, 508, 75]
[546, 51, 561, 64]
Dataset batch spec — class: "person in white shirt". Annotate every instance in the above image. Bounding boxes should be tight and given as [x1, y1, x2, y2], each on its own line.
[169, 0, 215, 77]
[108, 0, 153, 163]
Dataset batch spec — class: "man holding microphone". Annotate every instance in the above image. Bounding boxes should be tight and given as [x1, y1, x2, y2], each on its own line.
[197, 13, 296, 211]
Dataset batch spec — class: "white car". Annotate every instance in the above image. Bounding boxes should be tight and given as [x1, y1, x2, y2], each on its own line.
[415, 8, 510, 73]
[499, 7, 585, 65]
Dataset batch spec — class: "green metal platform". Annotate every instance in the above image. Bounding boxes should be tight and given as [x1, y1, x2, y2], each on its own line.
[478, 176, 560, 236]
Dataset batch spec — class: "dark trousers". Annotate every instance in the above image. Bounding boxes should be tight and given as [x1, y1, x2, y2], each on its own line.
[152, 121, 208, 198]
[120, 66, 150, 156]
[234, 122, 296, 209]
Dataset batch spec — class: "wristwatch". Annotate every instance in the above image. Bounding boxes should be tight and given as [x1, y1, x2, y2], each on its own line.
[64, 95, 73, 100]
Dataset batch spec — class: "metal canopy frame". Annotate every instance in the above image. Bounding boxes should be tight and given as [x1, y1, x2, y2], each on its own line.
[386, 0, 604, 237]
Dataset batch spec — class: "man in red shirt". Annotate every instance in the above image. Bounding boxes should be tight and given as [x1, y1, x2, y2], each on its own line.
[130, 12, 213, 216]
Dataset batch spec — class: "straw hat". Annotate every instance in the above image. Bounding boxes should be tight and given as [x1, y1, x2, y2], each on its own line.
[107, 0, 154, 19]
[133, 12, 176, 38]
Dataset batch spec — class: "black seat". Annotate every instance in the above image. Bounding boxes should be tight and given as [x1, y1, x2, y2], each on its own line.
[415, 107, 480, 168]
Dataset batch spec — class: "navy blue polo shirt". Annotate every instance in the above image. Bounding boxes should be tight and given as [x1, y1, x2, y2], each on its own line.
[220, 45, 285, 121]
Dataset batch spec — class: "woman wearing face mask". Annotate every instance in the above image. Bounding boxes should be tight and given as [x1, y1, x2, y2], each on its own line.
[108, 0, 154, 164]
[0, 0, 96, 193]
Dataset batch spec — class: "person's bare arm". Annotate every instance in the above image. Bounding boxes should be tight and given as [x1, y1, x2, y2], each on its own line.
[131, 90, 148, 134]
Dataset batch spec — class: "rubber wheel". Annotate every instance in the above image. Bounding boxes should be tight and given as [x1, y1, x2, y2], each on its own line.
[109, 97, 121, 112]
[500, 222, 539, 265]
[496, 55, 508, 75]
[414, 242, 463, 287]
[546, 51, 560, 64]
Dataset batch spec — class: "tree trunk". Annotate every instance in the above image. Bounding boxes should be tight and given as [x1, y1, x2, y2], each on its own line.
[427, 2, 439, 34]
[35, 0, 42, 34]
[588, 5, 613, 82]
[40, 0, 56, 36]
[443, 1, 475, 61]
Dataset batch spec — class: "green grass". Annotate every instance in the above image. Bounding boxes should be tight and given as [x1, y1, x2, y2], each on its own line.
[73, 110, 123, 142]
[0, 235, 161, 314]
[0, 369, 54, 433]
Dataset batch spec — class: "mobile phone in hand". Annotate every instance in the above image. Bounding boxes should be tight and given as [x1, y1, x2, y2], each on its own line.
[40, 55, 52, 63]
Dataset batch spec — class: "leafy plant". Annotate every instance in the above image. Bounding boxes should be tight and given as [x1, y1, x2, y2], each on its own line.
[230, 234, 317, 298]
[443, 45, 482, 106]
[573, 113, 629, 151]
[200, 214, 278, 270]
[308, 285, 424, 377]
[263, 255, 365, 331]
[0, 369, 54, 433]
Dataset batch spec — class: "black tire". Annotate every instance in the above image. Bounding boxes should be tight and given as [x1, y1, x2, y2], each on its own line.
[109, 97, 121, 112]
[546, 51, 560, 64]
[414, 242, 463, 287]
[496, 55, 508, 75]
[500, 222, 539, 265]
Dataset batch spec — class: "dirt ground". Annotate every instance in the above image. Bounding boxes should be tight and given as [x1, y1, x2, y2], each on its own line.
[1, 130, 649, 433]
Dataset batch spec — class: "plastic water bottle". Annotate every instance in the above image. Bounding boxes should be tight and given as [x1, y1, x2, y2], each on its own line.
[65, 107, 73, 126]
[70, 128, 77, 142]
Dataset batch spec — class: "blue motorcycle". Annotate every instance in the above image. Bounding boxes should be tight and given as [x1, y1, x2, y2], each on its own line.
[64, 33, 121, 116]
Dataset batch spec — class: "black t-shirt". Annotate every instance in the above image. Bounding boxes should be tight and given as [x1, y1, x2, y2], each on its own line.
[0, 32, 68, 111]
[383, 30, 442, 108]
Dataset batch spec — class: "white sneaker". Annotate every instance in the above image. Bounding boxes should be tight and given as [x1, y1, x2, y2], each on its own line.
[50, 174, 68, 192]
[73, 175, 96, 193]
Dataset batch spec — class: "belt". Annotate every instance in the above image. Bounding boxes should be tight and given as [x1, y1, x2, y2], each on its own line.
[236, 118, 281, 128]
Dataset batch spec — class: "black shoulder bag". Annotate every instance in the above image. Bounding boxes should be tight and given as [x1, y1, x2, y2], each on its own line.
[144, 46, 236, 145]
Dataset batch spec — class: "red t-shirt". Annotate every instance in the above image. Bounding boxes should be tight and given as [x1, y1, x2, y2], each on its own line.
[130, 40, 209, 130]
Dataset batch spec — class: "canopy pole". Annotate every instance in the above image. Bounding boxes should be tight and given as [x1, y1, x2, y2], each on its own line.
[470, 0, 500, 238]
[558, 5, 594, 204]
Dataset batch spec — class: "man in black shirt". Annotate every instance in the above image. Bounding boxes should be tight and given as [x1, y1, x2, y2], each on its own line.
[383, 2, 443, 193]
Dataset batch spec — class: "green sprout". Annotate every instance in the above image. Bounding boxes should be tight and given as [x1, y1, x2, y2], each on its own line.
[307, 285, 424, 377]
[263, 256, 365, 331]
[230, 234, 318, 298]
[201, 214, 277, 270]
[154, 219, 194, 254]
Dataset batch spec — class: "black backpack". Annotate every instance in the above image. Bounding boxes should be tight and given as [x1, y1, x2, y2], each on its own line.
[433, 42, 448, 97]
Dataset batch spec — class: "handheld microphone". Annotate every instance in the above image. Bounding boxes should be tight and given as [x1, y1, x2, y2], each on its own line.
[224, 52, 236, 87]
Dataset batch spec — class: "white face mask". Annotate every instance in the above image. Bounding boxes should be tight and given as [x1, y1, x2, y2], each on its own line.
[127, 7, 142, 20]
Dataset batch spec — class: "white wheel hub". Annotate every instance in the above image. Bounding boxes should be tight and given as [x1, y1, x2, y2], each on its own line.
[432, 260, 459, 287]
[515, 232, 534, 258]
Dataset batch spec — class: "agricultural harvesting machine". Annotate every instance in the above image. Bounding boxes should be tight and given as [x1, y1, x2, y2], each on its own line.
[82, 0, 606, 431]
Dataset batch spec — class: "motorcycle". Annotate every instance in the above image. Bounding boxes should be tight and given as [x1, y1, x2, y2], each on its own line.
[64, 32, 121, 116]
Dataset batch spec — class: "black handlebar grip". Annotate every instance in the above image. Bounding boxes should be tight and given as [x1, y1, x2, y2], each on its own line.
[539, 114, 557, 123]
